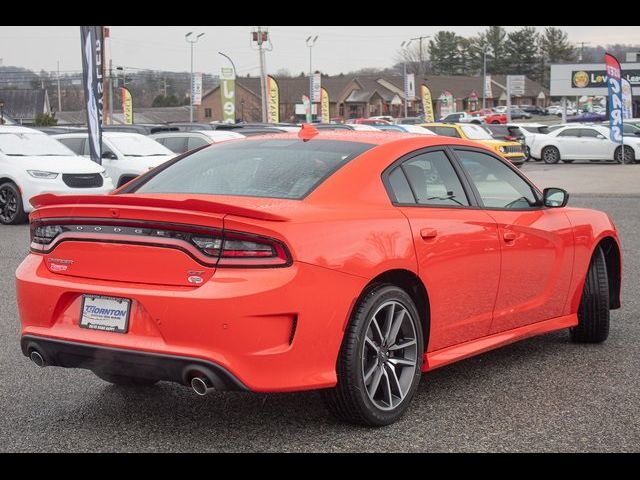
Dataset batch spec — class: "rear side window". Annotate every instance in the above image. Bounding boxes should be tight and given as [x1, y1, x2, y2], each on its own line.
[558, 129, 581, 137]
[58, 137, 85, 155]
[162, 136, 189, 153]
[132, 139, 373, 200]
[430, 126, 461, 138]
[187, 136, 210, 150]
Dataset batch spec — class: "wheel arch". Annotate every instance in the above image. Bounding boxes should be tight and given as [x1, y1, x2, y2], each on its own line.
[354, 269, 430, 350]
[596, 236, 621, 310]
[0, 176, 19, 187]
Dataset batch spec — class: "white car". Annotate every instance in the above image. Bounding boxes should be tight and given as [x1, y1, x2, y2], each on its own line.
[439, 112, 484, 124]
[530, 124, 640, 164]
[0, 126, 114, 224]
[150, 130, 245, 154]
[510, 123, 552, 159]
[53, 132, 175, 187]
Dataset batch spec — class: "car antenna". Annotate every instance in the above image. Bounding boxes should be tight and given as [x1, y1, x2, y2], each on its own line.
[298, 123, 319, 142]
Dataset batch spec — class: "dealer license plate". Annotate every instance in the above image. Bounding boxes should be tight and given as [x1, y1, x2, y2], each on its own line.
[80, 295, 131, 333]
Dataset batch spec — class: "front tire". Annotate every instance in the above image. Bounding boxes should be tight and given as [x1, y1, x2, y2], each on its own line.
[0, 182, 27, 225]
[322, 284, 424, 426]
[570, 247, 610, 343]
[542, 146, 561, 164]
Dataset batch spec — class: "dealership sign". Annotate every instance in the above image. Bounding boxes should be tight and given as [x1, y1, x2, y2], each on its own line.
[572, 69, 640, 88]
[551, 62, 640, 96]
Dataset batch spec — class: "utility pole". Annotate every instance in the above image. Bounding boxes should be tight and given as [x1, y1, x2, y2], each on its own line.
[482, 45, 489, 110]
[109, 59, 114, 125]
[185, 31, 205, 123]
[251, 27, 271, 123]
[577, 41, 591, 63]
[306, 35, 318, 123]
[400, 40, 412, 118]
[410, 35, 430, 76]
[56, 61, 62, 113]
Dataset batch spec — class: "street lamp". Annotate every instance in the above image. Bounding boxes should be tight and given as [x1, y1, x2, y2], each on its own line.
[306, 35, 318, 122]
[186, 31, 205, 123]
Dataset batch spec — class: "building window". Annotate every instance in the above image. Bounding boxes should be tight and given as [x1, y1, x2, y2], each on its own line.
[204, 108, 212, 118]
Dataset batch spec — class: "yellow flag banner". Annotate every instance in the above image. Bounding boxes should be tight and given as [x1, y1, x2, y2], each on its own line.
[121, 87, 133, 124]
[267, 76, 279, 123]
[421, 85, 434, 122]
[320, 87, 330, 123]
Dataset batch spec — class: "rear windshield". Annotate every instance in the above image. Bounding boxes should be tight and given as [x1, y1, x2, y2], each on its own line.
[131, 138, 374, 199]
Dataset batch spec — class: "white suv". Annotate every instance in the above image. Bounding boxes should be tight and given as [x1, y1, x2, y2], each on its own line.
[53, 132, 175, 188]
[0, 126, 114, 224]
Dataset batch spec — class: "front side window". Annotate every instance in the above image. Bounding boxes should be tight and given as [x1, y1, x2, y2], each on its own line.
[132, 139, 373, 200]
[389, 150, 469, 207]
[58, 137, 85, 155]
[558, 128, 581, 138]
[456, 149, 538, 209]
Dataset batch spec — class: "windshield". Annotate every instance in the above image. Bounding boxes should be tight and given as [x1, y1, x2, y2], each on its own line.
[460, 124, 493, 140]
[0, 132, 76, 156]
[109, 135, 173, 156]
[132, 139, 373, 199]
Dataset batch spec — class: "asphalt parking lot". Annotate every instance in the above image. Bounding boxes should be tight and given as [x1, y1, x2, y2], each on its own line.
[1, 163, 639, 452]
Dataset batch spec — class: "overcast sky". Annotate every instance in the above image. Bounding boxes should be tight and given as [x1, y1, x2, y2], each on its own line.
[1, 26, 639, 76]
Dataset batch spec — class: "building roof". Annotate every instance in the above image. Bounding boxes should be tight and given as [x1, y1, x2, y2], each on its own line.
[0, 89, 49, 120]
[56, 106, 191, 125]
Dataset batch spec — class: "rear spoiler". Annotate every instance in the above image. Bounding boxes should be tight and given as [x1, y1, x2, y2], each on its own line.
[30, 193, 289, 222]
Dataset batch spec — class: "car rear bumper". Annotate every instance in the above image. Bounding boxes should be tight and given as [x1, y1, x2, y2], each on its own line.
[21, 335, 247, 390]
[16, 254, 366, 392]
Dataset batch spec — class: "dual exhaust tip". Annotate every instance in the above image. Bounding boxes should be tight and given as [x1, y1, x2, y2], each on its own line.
[190, 375, 214, 396]
[29, 349, 216, 397]
[30, 350, 45, 368]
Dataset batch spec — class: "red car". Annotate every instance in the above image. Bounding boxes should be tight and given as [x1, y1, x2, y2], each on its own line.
[16, 129, 622, 426]
[471, 109, 507, 124]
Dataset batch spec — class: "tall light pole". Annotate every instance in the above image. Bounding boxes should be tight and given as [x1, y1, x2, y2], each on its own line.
[409, 35, 430, 76]
[251, 27, 271, 123]
[401, 40, 413, 118]
[482, 44, 489, 110]
[306, 35, 318, 123]
[185, 31, 205, 123]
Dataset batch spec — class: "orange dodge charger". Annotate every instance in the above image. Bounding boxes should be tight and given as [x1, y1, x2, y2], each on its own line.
[16, 128, 622, 426]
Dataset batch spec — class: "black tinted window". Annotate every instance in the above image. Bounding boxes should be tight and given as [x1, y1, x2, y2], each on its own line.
[132, 139, 373, 199]
[388, 168, 415, 204]
[160, 136, 188, 153]
[401, 151, 469, 207]
[580, 129, 601, 138]
[558, 129, 581, 137]
[187, 136, 210, 150]
[430, 126, 461, 138]
[456, 150, 537, 209]
[58, 137, 85, 155]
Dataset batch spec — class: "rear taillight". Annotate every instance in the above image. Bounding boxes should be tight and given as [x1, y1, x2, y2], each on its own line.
[30, 220, 291, 268]
[191, 231, 291, 267]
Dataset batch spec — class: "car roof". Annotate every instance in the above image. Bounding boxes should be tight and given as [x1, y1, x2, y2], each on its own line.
[0, 125, 45, 134]
[53, 131, 149, 139]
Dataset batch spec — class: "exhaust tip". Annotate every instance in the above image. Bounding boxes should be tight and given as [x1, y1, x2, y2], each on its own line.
[30, 350, 45, 367]
[191, 376, 211, 396]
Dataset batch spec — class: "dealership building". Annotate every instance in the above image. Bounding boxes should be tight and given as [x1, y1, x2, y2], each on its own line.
[550, 61, 640, 117]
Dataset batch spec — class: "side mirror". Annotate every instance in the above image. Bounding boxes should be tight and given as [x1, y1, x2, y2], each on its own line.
[102, 151, 117, 160]
[543, 187, 569, 208]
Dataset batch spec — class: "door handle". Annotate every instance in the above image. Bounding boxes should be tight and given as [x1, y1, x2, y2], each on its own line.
[503, 231, 517, 242]
[420, 228, 438, 240]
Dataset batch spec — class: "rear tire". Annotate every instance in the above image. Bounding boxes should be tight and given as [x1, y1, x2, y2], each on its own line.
[322, 284, 424, 427]
[542, 146, 561, 164]
[0, 182, 27, 225]
[94, 370, 158, 386]
[570, 247, 610, 343]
